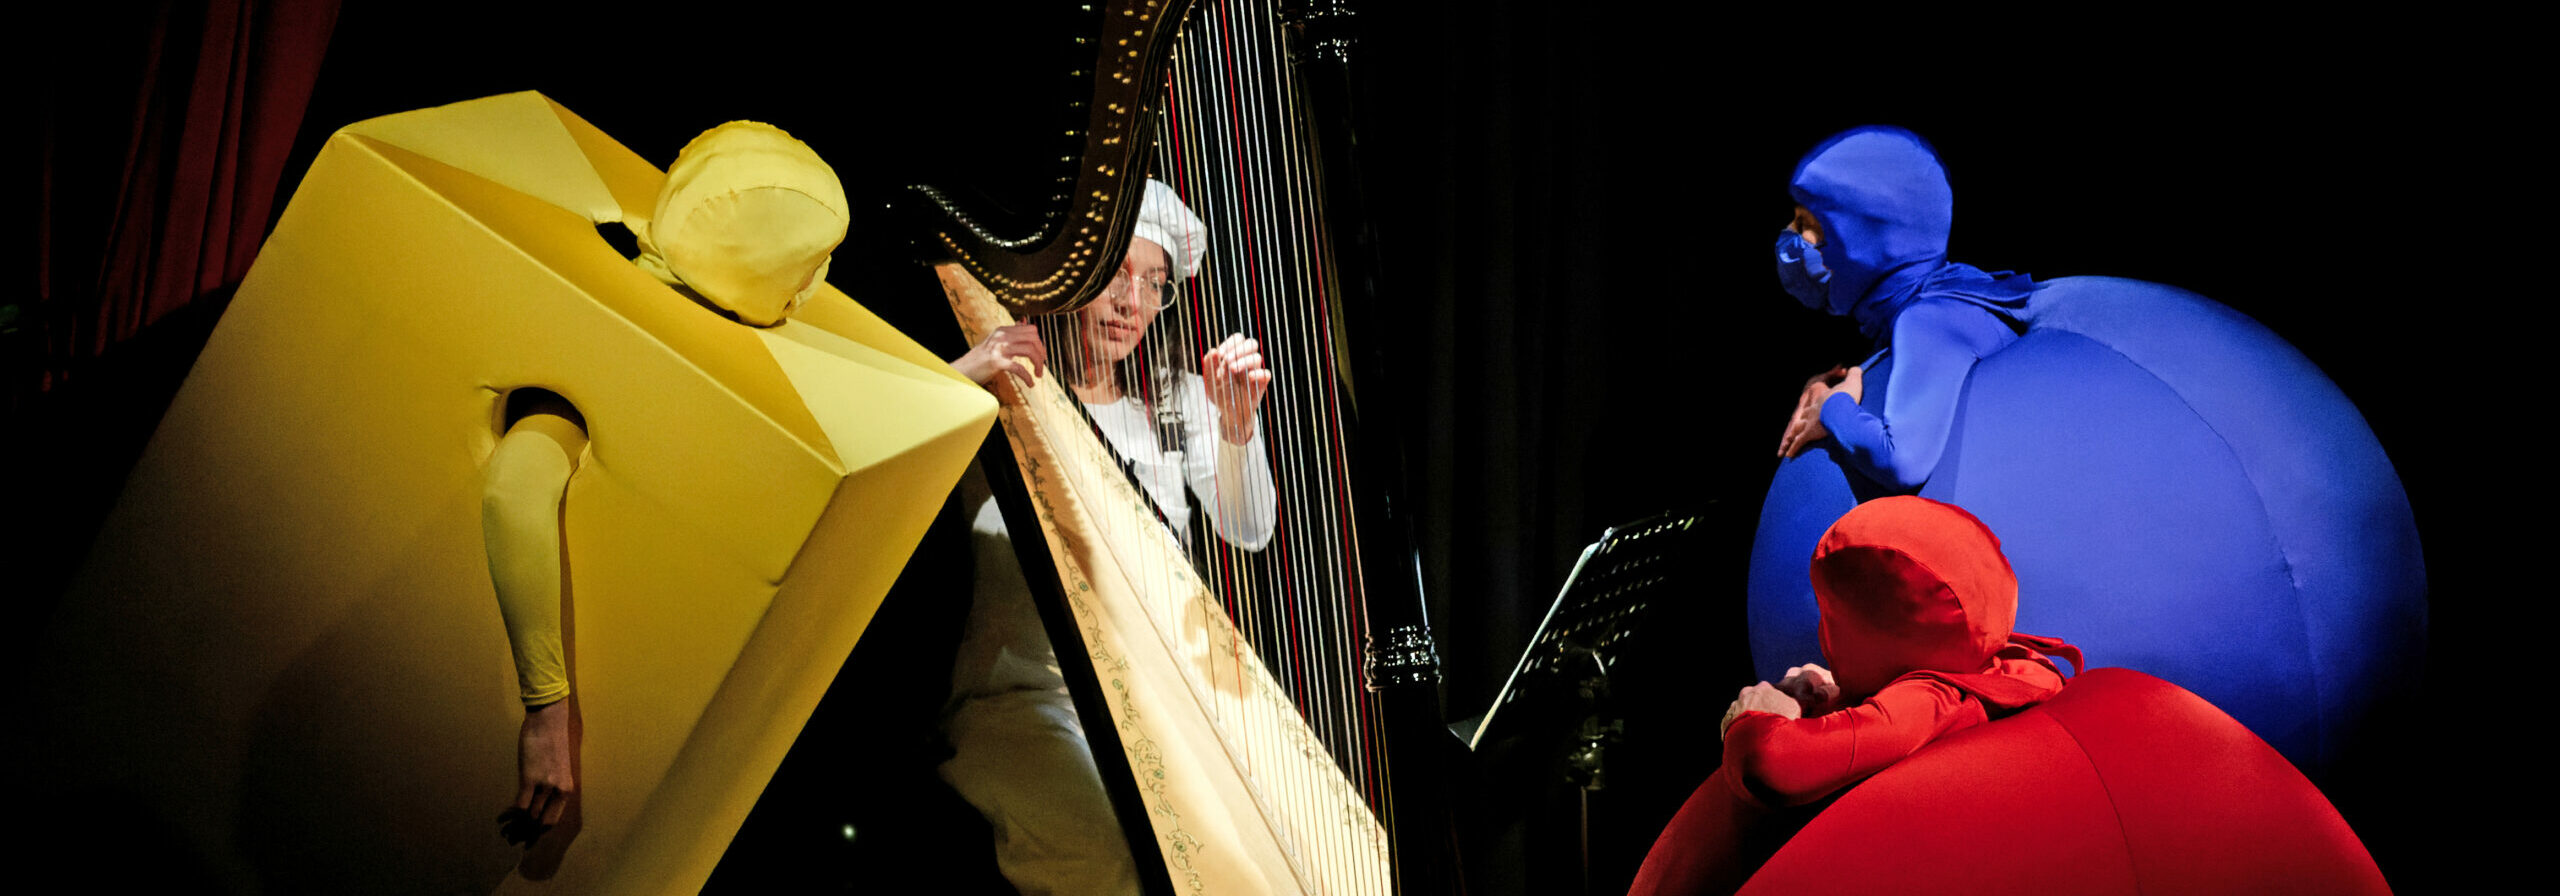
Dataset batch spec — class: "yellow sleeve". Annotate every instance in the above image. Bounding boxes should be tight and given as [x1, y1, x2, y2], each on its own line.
[482, 411, 587, 706]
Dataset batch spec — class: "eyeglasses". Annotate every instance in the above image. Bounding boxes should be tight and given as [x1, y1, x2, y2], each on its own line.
[1108, 271, 1180, 311]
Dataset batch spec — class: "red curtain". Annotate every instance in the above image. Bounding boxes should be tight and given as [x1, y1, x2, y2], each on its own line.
[28, 0, 338, 400]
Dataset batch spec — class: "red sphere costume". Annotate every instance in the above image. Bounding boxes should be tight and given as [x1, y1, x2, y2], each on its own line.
[1633, 496, 2387, 895]
[1634, 496, 2078, 894]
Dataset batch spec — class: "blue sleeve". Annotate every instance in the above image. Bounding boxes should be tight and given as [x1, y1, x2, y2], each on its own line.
[1817, 302, 2018, 491]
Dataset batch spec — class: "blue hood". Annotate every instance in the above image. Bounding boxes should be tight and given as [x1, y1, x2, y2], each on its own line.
[1789, 126, 2038, 342]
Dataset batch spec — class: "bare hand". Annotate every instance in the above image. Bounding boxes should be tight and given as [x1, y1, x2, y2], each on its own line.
[1833, 365, 1865, 406]
[1202, 333, 1273, 444]
[952, 323, 1048, 385]
[1721, 681, 1804, 740]
[505, 697, 578, 843]
[1776, 663, 1841, 715]
[1777, 365, 1845, 458]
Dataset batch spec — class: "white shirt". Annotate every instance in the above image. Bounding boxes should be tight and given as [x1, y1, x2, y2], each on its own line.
[1078, 372, 1276, 551]
[951, 371, 1277, 697]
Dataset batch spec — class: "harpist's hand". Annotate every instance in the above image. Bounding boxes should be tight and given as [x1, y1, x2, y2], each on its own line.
[953, 323, 1048, 385]
[503, 697, 578, 843]
[1203, 333, 1272, 444]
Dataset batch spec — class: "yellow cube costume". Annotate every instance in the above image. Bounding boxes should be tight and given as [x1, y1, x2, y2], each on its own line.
[25, 92, 994, 893]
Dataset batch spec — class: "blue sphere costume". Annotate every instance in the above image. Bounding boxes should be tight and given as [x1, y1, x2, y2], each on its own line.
[1748, 127, 2425, 774]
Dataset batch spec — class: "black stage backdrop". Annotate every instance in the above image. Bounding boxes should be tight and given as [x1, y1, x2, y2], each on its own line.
[25, 3, 2483, 893]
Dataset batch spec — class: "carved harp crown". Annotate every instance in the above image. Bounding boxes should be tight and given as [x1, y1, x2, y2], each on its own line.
[910, 0, 1197, 314]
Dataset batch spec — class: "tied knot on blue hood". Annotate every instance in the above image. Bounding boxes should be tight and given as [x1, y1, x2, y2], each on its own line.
[1788, 126, 2037, 342]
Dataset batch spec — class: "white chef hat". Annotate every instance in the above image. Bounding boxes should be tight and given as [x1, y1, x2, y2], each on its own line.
[1132, 179, 1209, 282]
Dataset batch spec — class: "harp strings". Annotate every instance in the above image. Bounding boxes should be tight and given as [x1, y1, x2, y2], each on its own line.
[1159, 0, 1386, 862]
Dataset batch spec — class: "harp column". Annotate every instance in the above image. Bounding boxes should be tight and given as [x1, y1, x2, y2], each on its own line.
[1286, 2, 1457, 893]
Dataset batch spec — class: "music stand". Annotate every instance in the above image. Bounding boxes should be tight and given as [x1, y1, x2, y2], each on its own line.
[1460, 510, 1706, 763]
[1455, 510, 1708, 894]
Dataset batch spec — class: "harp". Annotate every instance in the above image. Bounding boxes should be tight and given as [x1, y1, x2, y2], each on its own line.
[914, 1, 1447, 892]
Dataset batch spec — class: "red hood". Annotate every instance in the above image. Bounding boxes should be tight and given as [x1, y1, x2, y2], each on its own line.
[1813, 496, 2074, 699]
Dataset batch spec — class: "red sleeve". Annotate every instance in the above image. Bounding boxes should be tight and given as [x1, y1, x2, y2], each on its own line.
[1721, 678, 1989, 808]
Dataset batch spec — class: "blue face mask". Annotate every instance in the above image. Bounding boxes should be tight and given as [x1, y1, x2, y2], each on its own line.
[1776, 229, 1831, 311]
